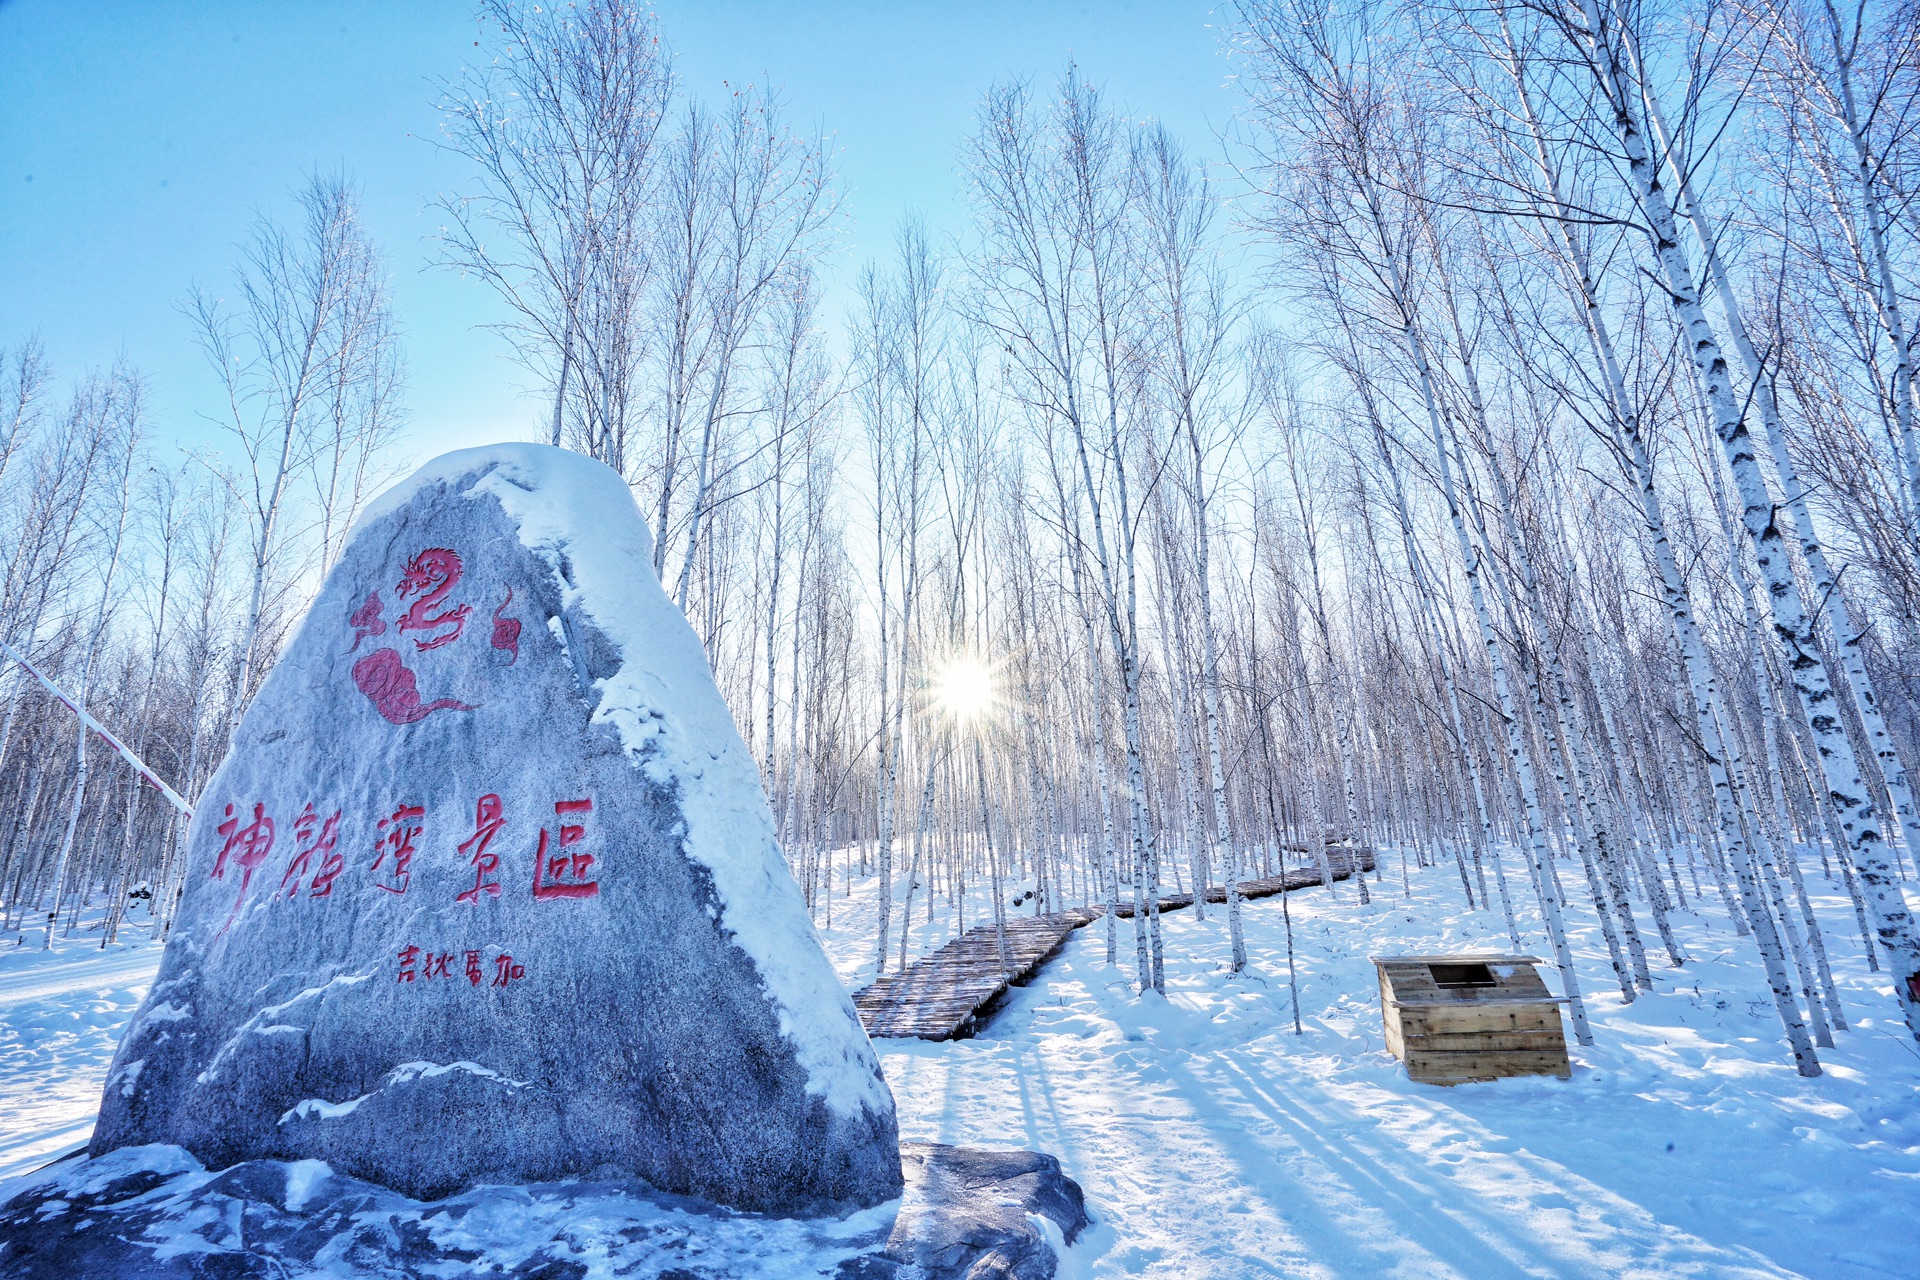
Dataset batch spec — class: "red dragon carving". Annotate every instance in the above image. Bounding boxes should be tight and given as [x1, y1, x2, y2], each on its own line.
[343, 546, 485, 725]
[352, 647, 475, 725]
[491, 588, 521, 665]
[346, 591, 386, 653]
[395, 548, 473, 652]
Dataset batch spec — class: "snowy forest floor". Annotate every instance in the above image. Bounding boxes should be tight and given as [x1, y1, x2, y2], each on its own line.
[4, 851, 1920, 1278]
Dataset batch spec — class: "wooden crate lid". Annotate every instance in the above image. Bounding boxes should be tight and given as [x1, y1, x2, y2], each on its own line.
[1370, 954, 1545, 965]
[1374, 955, 1563, 1008]
[1391, 995, 1571, 1007]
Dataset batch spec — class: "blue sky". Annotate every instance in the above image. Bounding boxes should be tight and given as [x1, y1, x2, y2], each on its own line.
[1, 0, 1240, 466]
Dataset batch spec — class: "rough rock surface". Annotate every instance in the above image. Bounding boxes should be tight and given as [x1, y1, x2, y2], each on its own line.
[879, 1144, 1091, 1279]
[0, 1142, 1091, 1279]
[87, 445, 900, 1214]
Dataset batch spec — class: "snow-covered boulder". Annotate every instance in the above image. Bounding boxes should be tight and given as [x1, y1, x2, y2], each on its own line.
[89, 444, 902, 1215]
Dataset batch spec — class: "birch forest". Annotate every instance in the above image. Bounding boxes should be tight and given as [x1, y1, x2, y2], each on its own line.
[3, 0, 1919, 1079]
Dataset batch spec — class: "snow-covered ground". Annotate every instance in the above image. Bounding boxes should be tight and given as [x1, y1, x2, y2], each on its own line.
[6, 854, 1920, 1278]
[0, 919, 162, 1182]
[821, 857, 1920, 1279]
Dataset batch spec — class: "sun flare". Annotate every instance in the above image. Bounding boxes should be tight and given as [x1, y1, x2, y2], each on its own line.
[930, 655, 998, 726]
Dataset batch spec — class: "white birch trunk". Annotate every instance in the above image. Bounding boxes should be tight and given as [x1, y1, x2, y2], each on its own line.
[1415, 315, 1592, 1043]
[43, 440, 137, 947]
[1642, 80, 1920, 953]
[1812, 0, 1920, 531]
[1362, 394, 1511, 936]
[1572, 0, 1920, 1039]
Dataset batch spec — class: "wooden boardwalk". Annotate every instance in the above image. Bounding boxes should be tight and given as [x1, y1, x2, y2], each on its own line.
[852, 845, 1375, 1040]
[1104, 845, 1375, 918]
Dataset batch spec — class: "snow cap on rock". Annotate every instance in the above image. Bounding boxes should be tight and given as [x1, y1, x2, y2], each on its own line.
[90, 444, 902, 1214]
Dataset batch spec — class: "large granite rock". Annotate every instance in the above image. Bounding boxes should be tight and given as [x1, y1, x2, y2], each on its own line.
[0, 1142, 1091, 1279]
[88, 444, 901, 1215]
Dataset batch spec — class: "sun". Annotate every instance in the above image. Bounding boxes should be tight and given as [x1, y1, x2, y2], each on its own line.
[929, 654, 999, 727]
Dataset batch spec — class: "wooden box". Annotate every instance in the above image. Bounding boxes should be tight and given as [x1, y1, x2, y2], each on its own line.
[1371, 954, 1572, 1085]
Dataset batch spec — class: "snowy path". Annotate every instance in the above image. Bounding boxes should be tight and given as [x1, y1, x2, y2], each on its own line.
[0, 927, 162, 1181]
[5, 859, 1920, 1277]
[821, 864, 1920, 1279]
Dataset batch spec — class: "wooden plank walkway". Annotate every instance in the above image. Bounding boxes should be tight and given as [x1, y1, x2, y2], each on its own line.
[852, 845, 1375, 1040]
[1104, 845, 1375, 918]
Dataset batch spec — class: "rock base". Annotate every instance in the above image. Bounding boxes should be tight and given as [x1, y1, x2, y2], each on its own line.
[0, 1141, 1090, 1279]
[875, 1143, 1091, 1279]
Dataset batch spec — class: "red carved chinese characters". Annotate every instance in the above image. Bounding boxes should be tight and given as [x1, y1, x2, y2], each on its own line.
[532, 798, 599, 900]
[280, 804, 342, 899]
[211, 801, 275, 932]
[309, 825, 346, 897]
[455, 794, 506, 905]
[212, 802, 275, 885]
[371, 803, 425, 895]
[396, 549, 472, 651]
[491, 588, 521, 665]
[395, 944, 526, 989]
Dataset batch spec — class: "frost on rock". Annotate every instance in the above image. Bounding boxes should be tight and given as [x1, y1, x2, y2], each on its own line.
[89, 444, 901, 1215]
[0, 1141, 1088, 1280]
